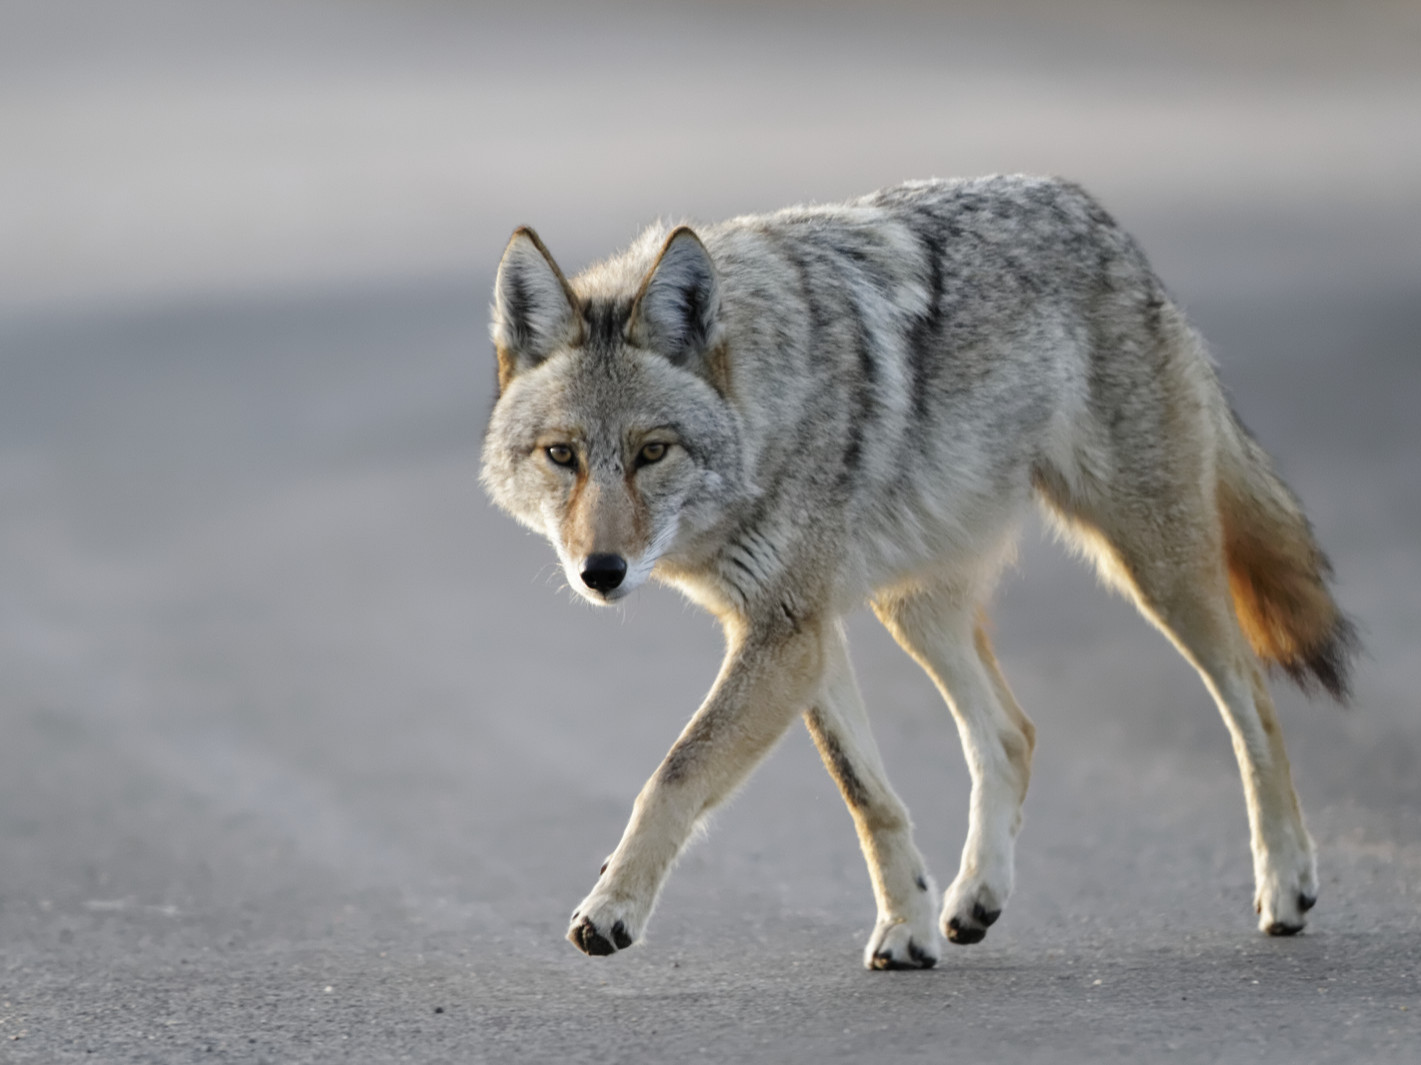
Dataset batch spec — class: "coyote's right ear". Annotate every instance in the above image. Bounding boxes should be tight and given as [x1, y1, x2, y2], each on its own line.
[491, 227, 581, 391]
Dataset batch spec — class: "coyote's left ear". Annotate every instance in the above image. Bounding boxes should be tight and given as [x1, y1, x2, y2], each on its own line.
[491, 227, 582, 392]
[627, 227, 722, 367]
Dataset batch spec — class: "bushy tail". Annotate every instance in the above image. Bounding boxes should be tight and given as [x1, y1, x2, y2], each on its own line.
[1216, 413, 1359, 701]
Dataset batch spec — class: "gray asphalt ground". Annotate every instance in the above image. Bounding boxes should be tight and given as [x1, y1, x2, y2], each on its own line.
[2, 2, 1419, 1062]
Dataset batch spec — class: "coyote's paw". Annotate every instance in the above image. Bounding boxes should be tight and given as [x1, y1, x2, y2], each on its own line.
[567, 884, 648, 957]
[866, 922, 939, 970]
[941, 873, 1008, 946]
[1255, 843, 1318, 936]
[865, 873, 941, 970]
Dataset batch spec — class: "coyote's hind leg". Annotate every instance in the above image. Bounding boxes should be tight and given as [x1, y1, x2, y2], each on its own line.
[1037, 464, 1318, 933]
[805, 623, 940, 970]
[873, 589, 1036, 946]
[1102, 540, 1316, 933]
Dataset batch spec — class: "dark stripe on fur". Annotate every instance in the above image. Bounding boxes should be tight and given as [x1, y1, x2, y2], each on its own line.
[906, 222, 945, 420]
[805, 708, 870, 810]
[770, 235, 831, 363]
[583, 297, 632, 352]
[659, 745, 692, 785]
[766, 235, 868, 496]
[832, 252, 877, 494]
[839, 329, 871, 487]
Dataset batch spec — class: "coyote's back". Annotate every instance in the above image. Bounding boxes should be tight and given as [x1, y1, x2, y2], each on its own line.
[480, 176, 1356, 967]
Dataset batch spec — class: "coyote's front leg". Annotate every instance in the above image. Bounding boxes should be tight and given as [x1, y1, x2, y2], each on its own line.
[872, 593, 1035, 946]
[568, 613, 825, 956]
[804, 623, 940, 969]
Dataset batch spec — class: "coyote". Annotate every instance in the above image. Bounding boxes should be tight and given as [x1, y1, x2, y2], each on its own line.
[480, 176, 1356, 969]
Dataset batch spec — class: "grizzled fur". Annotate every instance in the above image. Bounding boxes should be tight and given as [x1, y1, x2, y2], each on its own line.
[482, 175, 1357, 969]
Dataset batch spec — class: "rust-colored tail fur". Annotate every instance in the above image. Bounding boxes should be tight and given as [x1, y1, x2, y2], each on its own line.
[1217, 414, 1359, 701]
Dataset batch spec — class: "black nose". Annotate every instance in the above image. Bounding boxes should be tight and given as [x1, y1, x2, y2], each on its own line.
[580, 554, 627, 592]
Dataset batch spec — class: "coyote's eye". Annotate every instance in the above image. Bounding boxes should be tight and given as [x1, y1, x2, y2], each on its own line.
[637, 442, 668, 467]
[546, 444, 576, 468]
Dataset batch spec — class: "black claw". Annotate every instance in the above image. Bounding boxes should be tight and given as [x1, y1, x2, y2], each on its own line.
[611, 920, 633, 950]
[871, 952, 912, 971]
[872, 939, 937, 970]
[915, 874, 929, 892]
[945, 916, 986, 945]
[1298, 892, 1317, 913]
[1265, 920, 1305, 937]
[972, 903, 1001, 928]
[599, 862, 608, 876]
[907, 939, 937, 968]
[570, 917, 617, 956]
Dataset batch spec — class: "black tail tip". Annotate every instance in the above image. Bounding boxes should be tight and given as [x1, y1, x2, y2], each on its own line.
[1279, 613, 1362, 704]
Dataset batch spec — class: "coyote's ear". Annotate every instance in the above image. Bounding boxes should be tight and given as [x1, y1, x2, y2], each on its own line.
[491, 227, 581, 391]
[627, 227, 722, 367]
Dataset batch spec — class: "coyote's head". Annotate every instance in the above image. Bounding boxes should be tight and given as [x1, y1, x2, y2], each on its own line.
[481, 225, 747, 604]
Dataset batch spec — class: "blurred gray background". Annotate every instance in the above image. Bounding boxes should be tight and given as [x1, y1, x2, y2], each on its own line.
[2, 1, 1418, 1061]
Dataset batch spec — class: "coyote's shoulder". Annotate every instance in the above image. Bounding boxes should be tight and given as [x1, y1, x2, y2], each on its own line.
[480, 176, 1356, 967]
